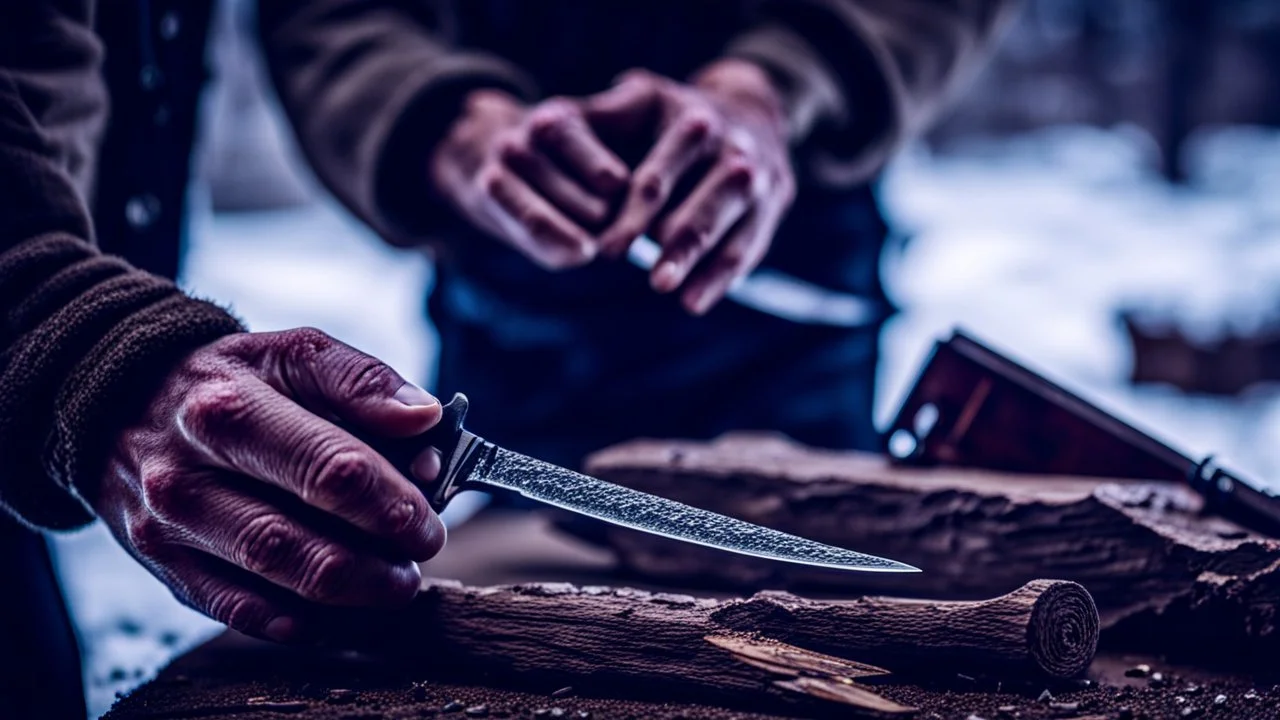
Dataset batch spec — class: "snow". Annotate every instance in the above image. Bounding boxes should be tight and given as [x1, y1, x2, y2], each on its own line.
[51, 124, 1280, 718]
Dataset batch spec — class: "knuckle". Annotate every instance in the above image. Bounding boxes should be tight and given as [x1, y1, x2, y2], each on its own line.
[178, 381, 250, 440]
[476, 165, 507, 198]
[718, 243, 751, 270]
[278, 327, 333, 359]
[298, 547, 356, 602]
[304, 449, 378, 508]
[678, 110, 721, 146]
[383, 497, 427, 538]
[335, 353, 398, 400]
[722, 158, 756, 188]
[682, 226, 715, 252]
[125, 515, 167, 557]
[528, 102, 576, 142]
[139, 467, 182, 514]
[211, 591, 269, 634]
[234, 514, 296, 576]
[636, 171, 667, 204]
[494, 135, 531, 165]
[522, 212, 555, 242]
[278, 326, 334, 373]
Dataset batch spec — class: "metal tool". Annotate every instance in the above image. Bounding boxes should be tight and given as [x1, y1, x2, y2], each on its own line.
[626, 234, 882, 327]
[374, 393, 918, 572]
[885, 329, 1280, 538]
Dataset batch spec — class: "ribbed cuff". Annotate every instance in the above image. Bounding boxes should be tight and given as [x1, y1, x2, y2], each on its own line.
[51, 294, 245, 514]
[724, 23, 848, 146]
[0, 234, 244, 530]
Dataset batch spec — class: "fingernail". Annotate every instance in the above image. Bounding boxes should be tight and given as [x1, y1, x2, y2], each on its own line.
[264, 616, 300, 643]
[411, 448, 442, 483]
[652, 262, 681, 292]
[423, 512, 448, 557]
[394, 381, 438, 407]
[690, 289, 718, 316]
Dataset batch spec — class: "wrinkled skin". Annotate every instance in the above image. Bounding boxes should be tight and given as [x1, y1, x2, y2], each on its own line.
[589, 62, 796, 315]
[430, 59, 795, 315]
[94, 328, 446, 644]
[97, 60, 792, 644]
[430, 89, 631, 270]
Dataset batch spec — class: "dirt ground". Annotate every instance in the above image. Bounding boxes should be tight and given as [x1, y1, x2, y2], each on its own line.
[103, 632, 1279, 720]
[101, 512, 1280, 720]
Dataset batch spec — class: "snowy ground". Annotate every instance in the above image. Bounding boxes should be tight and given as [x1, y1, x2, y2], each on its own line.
[51, 124, 1280, 718]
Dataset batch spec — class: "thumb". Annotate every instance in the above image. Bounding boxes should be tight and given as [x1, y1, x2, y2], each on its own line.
[582, 71, 662, 136]
[259, 328, 441, 438]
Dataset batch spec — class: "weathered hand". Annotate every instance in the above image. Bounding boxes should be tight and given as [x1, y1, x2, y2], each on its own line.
[587, 62, 796, 314]
[94, 328, 447, 644]
[430, 89, 630, 270]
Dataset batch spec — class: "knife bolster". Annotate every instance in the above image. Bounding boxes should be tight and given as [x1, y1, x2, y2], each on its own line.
[431, 431, 494, 511]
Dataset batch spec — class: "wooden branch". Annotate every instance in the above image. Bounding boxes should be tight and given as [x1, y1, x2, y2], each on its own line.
[577, 434, 1280, 661]
[335, 579, 1095, 717]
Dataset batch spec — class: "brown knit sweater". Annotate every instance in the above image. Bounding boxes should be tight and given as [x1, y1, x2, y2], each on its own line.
[0, 2, 243, 530]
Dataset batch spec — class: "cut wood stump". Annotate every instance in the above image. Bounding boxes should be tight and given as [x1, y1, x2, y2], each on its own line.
[577, 434, 1280, 662]
[333, 578, 1096, 717]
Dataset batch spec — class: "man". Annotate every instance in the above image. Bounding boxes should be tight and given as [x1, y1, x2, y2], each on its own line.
[0, 1, 1014, 716]
[258, 0, 1018, 468]
[2, 4, 448, 716]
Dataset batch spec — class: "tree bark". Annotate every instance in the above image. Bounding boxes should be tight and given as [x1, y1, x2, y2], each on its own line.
[577, 434, 1280, 662]
[338, 578, 1095, 717]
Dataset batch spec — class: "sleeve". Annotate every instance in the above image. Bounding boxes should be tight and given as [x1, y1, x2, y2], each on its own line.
[0, 2, 245, 531]
[723, 0, 1022, 186]
[256, 0, 539, 245]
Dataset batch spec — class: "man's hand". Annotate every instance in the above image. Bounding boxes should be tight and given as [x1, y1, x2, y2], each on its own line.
[94, 328, 447, 644]
[588, 61, 796, 315]
[430, 90, 630, 270]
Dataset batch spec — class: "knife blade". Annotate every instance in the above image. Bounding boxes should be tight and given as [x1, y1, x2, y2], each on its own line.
[374, 393, 918, 573]
[626, 234, 883, 328]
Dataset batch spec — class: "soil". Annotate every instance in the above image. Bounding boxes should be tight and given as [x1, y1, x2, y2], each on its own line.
[103, 633, 1279, 720]
[101, 512, 1280, 720]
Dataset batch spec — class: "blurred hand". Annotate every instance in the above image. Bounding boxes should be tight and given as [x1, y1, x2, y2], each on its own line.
[587, 61, 796, 315]
[430, 90, 630, 270]
[94, 328, 447, 644]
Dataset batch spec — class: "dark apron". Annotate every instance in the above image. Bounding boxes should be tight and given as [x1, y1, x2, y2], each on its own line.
[429, 186, 893, 471]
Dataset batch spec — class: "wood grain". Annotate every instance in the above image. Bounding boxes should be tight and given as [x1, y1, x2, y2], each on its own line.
[333, 578, 1096, 716]
[576, 434, 1280, 661]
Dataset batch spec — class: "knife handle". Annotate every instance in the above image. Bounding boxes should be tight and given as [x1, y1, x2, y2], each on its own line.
[356, 392, 470, 511]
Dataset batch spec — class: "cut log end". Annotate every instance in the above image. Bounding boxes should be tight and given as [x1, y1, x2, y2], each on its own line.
[1028, 580, 1100, 678]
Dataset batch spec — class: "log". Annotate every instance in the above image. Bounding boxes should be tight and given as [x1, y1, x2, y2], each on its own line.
[335, 579, 1096, 717]
[577, 434, 1280, 662]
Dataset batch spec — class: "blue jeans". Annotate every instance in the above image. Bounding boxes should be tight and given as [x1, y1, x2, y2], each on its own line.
[428, 188, 891, 470]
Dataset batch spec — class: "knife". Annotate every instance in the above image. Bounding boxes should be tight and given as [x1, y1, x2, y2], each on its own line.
[372, 393, 918, 572]
[626, 234, 883, 328]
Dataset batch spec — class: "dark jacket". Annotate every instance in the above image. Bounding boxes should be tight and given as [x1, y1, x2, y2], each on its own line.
[0, 1, 243, 531]
[0, 0, 1016, 531]
[257, 0, 1018, 244]
[257, 0, 1019, 463]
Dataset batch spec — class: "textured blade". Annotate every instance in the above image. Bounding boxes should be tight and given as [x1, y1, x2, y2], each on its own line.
[468, 446, 918, 573]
